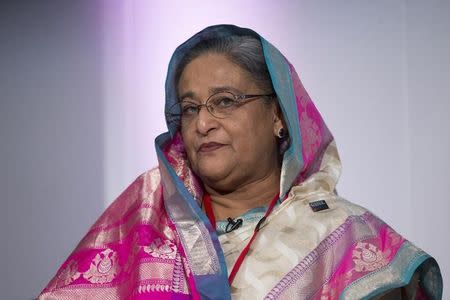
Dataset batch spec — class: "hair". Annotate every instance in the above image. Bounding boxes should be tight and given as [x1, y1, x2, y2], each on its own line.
[174, 35, 275, 98]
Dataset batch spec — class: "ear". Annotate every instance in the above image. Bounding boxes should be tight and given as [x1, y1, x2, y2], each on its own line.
[271, 102, 285, 137]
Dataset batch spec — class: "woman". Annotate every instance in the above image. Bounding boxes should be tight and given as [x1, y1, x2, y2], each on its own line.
[38, 25, 442, 299]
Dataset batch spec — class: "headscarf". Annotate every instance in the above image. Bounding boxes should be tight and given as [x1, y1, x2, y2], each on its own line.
[162, 24, 335, 201]
[38, 24, 441, 300]
[155, 24, 336, 298]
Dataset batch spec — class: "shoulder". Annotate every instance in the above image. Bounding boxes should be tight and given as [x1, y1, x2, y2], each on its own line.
[283, 188, 443, 299]
[113, 167, 161, 205]
[280, 187, 375, 233]
[88, 167, 163, 233]
[278, 187, 442, 299]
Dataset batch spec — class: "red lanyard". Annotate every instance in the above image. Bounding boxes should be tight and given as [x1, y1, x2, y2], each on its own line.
[203, 192, 280, 285]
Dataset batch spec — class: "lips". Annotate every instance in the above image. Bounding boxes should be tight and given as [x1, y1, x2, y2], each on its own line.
[198, 142, 225, 153]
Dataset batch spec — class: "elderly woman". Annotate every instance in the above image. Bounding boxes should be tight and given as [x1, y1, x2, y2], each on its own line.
[38, 25, 442, 299]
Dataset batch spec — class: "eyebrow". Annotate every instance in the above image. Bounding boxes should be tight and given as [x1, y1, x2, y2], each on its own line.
[178, 86, 244, 102]
[209, 86, 243, 94]
[178, 91, 195, 101]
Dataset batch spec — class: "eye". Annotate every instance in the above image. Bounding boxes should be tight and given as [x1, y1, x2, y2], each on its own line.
[212, 96, 236, 108]
[181, 102, 199, 115]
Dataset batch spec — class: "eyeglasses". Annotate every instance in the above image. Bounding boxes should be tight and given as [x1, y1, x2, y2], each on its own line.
[166, 91, 275, 127]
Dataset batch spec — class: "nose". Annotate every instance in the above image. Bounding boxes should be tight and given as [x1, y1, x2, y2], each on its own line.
[195, 105, 218, 135]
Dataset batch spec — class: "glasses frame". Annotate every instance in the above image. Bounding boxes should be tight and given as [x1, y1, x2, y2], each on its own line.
[166, 91, 276, 127]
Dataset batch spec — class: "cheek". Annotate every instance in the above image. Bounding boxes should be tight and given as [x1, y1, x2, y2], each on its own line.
[229, 116, 273, 156]
[181, 129, 197, 161]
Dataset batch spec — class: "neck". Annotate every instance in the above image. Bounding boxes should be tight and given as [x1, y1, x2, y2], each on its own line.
[203, 167, 280, 221]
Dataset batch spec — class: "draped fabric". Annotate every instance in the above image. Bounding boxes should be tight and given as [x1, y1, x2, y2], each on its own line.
[38, 25, 442, 299]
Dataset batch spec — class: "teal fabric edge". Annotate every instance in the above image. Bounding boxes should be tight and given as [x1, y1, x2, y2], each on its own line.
[339, 241, 439, 300]
[164, 51, 178, 137]
[155, 132, 231, 300]
[260, 37, 303, 199]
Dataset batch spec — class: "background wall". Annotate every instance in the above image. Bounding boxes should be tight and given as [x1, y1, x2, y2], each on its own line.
[1, 1, 448, 299]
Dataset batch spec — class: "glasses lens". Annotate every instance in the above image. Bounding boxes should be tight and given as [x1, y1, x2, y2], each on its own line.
[180, 101, 200, 124]
[168, 100, 200, 128]
[180, 101, 199, 115]
[208, 92, 238, 118]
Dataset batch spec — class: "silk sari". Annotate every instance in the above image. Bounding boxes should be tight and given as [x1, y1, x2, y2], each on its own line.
[38, 25, 442, 299]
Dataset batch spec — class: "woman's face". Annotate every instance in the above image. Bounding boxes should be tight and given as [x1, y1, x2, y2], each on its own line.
[178, 53, 282, 192]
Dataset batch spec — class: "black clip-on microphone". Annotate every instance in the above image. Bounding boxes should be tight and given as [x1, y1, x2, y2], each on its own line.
[225, 217, 243, 233]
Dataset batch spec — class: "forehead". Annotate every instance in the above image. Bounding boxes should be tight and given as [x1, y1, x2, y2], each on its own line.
[177, 53, 258, 97]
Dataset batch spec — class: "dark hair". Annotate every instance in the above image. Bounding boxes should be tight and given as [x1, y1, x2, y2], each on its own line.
[174, 35, 275, 97]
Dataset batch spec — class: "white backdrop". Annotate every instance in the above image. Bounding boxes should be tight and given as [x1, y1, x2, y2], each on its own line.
[2, 1, 449, 299]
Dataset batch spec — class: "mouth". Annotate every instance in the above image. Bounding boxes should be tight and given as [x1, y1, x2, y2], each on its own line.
[198, 142, 226, 153]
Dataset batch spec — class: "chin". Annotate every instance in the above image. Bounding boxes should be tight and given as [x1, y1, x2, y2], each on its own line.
[195, 162, 232, 185]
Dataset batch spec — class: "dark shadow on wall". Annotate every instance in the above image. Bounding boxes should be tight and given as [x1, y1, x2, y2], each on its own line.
[0, 1, 104, 299]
